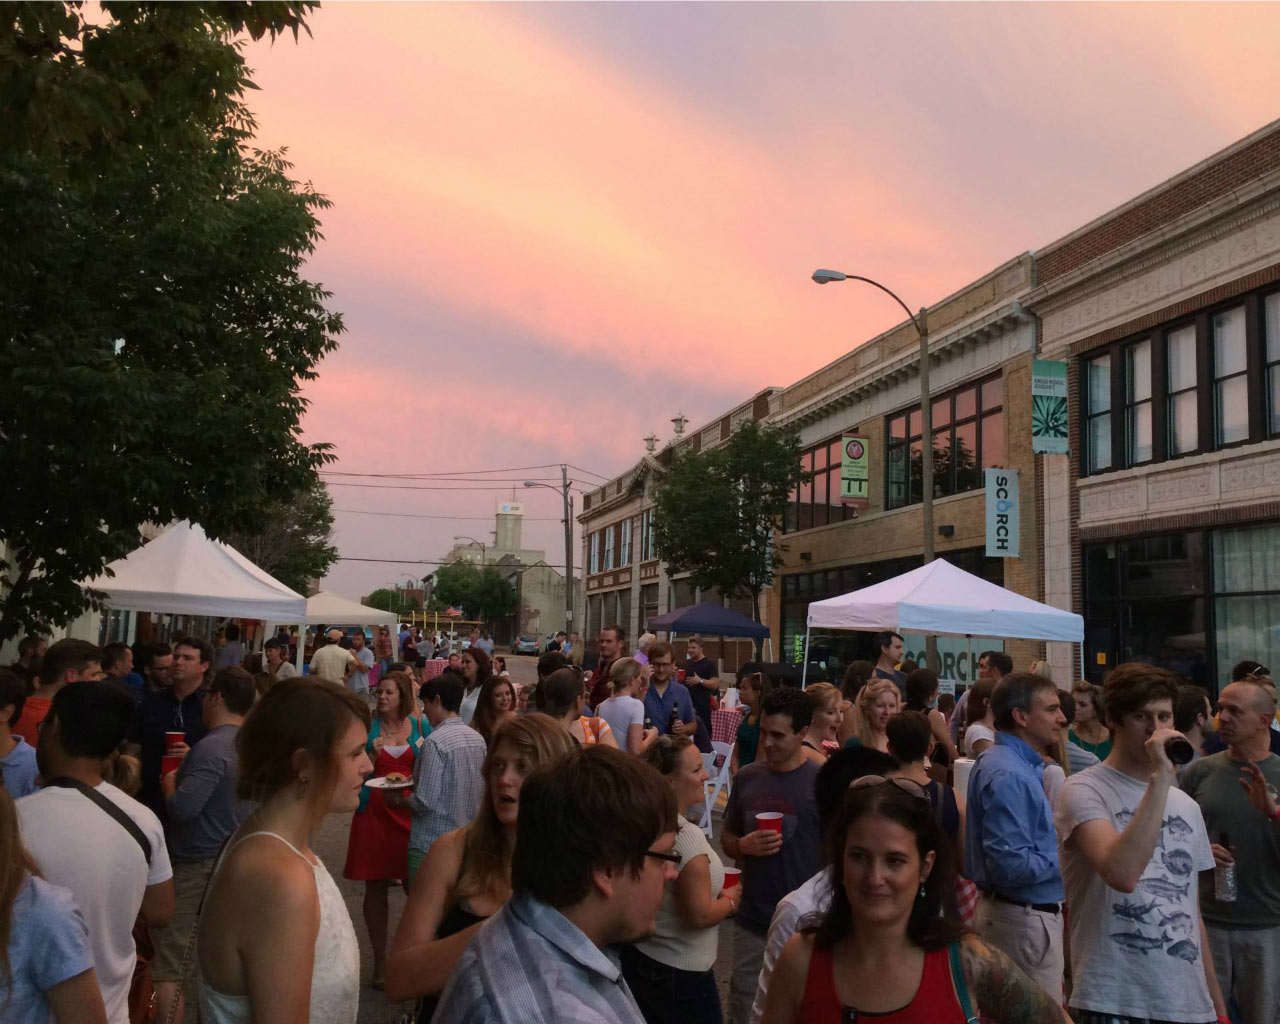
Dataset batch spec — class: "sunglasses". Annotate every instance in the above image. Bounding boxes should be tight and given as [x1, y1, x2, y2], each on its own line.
[849, 774, 928, 801]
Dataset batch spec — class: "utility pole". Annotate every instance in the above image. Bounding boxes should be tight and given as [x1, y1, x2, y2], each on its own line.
[562, 463, 574, 632]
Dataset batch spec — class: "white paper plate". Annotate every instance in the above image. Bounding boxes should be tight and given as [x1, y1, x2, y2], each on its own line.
[364, 777, 412, 790]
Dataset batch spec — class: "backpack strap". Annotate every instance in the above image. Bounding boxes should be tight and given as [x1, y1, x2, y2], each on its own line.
[947, 941, 979, 1024]
[44, 777, 152, 866]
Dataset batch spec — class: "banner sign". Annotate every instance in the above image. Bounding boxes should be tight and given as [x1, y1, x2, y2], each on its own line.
[1031, 360, 1069, 454]
[901, 634, 1004, 693]
[840, 435, 869, 504]
[985, 468, 1019, 558]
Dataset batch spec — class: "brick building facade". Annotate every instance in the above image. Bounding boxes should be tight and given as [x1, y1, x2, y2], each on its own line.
[1031, 120, 1280, 690]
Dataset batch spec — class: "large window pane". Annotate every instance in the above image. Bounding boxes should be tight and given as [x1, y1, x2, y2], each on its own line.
[955, 419, 980, 491]
[1268, 293, 1280, 436]
[1213, 525, 1280, 594]
[1268, 293, 1280, 362]
[1217, 375, 1249, 445]
[1213, 307, 1247, 377]
[981, 376, 1003, 411]
[909, 409, 922, 438]
[1088, 354, 1112, 413]
[887, 444, 907, 508]
[889, 415, 907, 441]
[980, 411, 1003, 469]
[932, 429, 952, 497]
[955, 387, 977, 421]
[812, 472, 829, 527]
[1271, 365, 1280, 438]
[813, 445, 828, 471]
[827, 468, 844, 518]
[1170, 392, 1198, 455]
[1216, 595, 1280, 691]
[932, 397, 951, 428]
[1088, 413, 1112, 473]
[1126, 340, 1151, 403]
[908, 439, 923, 504]
[1128, 404, 1152, 463]
[1167, 325, 1197, 390]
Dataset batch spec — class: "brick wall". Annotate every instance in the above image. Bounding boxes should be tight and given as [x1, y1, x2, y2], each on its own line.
[1038, 125, 1280, 284]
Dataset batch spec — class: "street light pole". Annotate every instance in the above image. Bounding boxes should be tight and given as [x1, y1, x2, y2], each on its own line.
[524, 468, 575, 635]
[813, 270, 936, 668]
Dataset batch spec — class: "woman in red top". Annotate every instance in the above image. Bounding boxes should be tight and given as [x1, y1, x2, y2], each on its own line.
[761, 776, 1069, 1024]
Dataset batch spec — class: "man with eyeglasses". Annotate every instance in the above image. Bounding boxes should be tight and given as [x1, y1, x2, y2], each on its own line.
[643, 641, 695, 739]
[128, 635, 211, 817]
[433, 746, 678, 1024]
[963, 671, 1067, 1003]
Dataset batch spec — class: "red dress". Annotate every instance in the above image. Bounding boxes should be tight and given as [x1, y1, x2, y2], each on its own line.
[799, 944, 970, 1023]
[344, 719, 424, 881]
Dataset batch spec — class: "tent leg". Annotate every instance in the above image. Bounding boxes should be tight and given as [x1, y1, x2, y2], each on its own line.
[295, 625, 305, 675]
[800, 627, 811, 688]
[1078, 642, 1085, 683]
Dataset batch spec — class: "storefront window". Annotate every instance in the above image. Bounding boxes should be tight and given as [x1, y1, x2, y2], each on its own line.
[1213, 525, 1280, 682]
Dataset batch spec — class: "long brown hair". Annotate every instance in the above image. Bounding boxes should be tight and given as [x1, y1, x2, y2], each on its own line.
[460, 647, 493, 693]
[0, 786, 39, 1001]
[453, 714, 575, 906]
[471, 676, 517, 746]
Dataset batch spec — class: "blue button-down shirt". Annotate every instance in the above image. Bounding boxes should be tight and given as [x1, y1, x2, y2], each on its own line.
[963, 732, 1064, 904]
[408, 715, 487, 854]
[434, 892, 647, 1024]
[644, 680, 694, 736]
[0, 735, 38, 798]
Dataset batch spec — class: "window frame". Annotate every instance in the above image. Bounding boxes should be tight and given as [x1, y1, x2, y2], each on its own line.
[619, 517, 632, 566]
[1266, 290, 1280, 438]
[589, 532, 601, 574]
[1123, 338, 1154, 467]
[603, 525, 616, 570]
[783, 436, 859, 534]
[882, 372, 1003, 512]
[1164, 321, 1199, 458]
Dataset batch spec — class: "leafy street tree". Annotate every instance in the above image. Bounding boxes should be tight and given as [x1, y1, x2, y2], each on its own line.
[0, 3, 342, 643]
[653, 422, 808, 651]
[365, 588, 419, 617]
[224, 480, 339, 596]
[432, 561, 517, 627]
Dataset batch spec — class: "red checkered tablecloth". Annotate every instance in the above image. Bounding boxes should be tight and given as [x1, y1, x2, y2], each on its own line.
[419, 659, 448, 681]
[711, 706, 745, 746]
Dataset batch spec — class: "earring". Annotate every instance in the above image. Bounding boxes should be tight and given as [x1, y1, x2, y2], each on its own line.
[918, 884, 927, 899]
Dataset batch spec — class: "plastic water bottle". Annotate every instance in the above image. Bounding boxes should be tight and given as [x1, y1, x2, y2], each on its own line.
[1214, 831, 1237, 902]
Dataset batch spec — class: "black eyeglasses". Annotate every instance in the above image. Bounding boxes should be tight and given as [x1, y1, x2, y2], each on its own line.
[850, 775, 928, 801]
[645, 848, 682, 868]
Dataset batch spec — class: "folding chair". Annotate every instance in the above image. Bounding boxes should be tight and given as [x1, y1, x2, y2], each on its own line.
[701, 740, 735, 837]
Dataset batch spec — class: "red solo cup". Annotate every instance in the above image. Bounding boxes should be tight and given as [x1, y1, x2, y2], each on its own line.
[678, 669, 686, 682]
[722, 867, 741, 890]
[756, 812, 783, 835]
[161, 755, 182, 777]
[165, 731, 185, 751]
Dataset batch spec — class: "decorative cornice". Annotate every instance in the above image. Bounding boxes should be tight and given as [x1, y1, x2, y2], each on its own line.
[771, 302, 1032, 430]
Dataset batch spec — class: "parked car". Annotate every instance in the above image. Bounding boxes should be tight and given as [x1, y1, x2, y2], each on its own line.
[512, 635, 540, 655]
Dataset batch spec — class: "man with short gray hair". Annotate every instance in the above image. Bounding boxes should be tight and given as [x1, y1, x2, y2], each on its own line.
[963, 671, 1067, 1002]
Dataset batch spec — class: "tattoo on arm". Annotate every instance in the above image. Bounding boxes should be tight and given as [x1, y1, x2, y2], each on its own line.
[960, 934, 1067, 1023]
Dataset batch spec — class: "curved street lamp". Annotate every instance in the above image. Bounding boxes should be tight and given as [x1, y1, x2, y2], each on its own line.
[812, 269, 936, 667]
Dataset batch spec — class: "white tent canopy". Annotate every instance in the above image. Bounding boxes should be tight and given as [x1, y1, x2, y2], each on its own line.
[806, 559, 1083, 643]
[84, 520, 306, 620]
[302, 590, 398, 627]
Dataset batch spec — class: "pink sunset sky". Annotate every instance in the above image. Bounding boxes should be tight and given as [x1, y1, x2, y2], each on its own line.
[243, 2, 1280, 600]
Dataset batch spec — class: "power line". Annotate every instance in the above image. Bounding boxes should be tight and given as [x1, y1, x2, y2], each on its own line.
[325, 481, 591, 492]
[322, 462, 589, 479]
[336, 556, 572, 570]
[566, 463, 612, 482]
[322, 475, 563, 484]
[334, 508, 560, 521]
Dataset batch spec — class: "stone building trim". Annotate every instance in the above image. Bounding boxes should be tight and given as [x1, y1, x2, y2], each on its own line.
[1078, 500, 1280, 543]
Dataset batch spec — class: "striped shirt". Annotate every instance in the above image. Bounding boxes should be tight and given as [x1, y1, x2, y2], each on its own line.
[433, 893, 647, 1024]
[408, 716, 487, 854]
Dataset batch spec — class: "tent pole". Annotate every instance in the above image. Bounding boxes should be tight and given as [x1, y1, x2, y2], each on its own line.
[294, 624, 305, 675]
[800, 626, 811, 688]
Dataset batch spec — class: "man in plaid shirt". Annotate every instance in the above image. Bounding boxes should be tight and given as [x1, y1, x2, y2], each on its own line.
[408, 673, 487, 883]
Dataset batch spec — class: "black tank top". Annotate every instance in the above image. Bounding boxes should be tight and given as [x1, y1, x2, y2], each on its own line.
[415, 902, 490, 1023]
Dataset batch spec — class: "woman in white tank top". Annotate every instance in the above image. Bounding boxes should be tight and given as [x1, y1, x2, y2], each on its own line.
[196, 679, 373, 1023]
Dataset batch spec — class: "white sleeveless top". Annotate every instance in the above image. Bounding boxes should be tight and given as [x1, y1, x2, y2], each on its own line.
[197, 830, 359, 1024]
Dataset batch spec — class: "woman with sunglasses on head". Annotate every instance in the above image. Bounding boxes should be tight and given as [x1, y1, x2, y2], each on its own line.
[761, 776, 1069, 1023]
[386, 715, 574, 1019]
[731, 671, 772, 775]
[621, 735, 741, 1024]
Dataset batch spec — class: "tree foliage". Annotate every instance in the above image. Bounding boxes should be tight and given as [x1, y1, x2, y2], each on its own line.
[432, 561, 517, 625]
[653, 422, 809, 623]
[223, 479, 338, 596]
[365, 588, 419, 616]
[0, 2, 342, 642]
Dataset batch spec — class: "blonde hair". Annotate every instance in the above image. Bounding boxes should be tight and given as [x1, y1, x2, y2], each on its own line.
[1028, 659, 1050, 679]
[453, 714, 576, 905]
[851, 679, 900, 747]
[102, 750, 142, 797]
[610, 657, 644, 695]
[804, 682, 840, 718]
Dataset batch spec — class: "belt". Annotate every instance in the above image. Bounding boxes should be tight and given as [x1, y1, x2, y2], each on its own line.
[988, 892, 1061, 915]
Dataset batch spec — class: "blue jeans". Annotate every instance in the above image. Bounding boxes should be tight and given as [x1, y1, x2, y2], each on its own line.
[620, 944, 723, 1024]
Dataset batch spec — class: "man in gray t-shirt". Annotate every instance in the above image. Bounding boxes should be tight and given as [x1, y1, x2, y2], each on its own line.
[722, 688, 821, 1024]
[1181, 679, 1280, 1024]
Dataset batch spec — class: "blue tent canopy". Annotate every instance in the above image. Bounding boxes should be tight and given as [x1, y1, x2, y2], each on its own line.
[647, 601, 770, 638]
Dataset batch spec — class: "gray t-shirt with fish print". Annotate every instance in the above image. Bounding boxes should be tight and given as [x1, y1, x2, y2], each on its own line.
[1056, 763, 1216, 1022]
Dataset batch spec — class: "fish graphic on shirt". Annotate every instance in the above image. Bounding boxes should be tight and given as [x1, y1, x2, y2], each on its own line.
[1112, 899, 1158, 922]
[1111, 930, 1170, 954]
[1161, 849, 1194, 877]
[1136, 876, 1189, 900]
[1158, 909, 1194, 931]
[1162, 814, 1193, 842]
[1167, 938, 1199, 964]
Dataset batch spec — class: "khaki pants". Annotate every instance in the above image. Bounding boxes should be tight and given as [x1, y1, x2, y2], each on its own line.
[975, 894, 1064, 1004]
[1207, 922, 1280, 1024]
[150, 858, 217, 983]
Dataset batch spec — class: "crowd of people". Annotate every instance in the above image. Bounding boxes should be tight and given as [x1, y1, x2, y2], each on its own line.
[2, 623, 1278, 1024]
